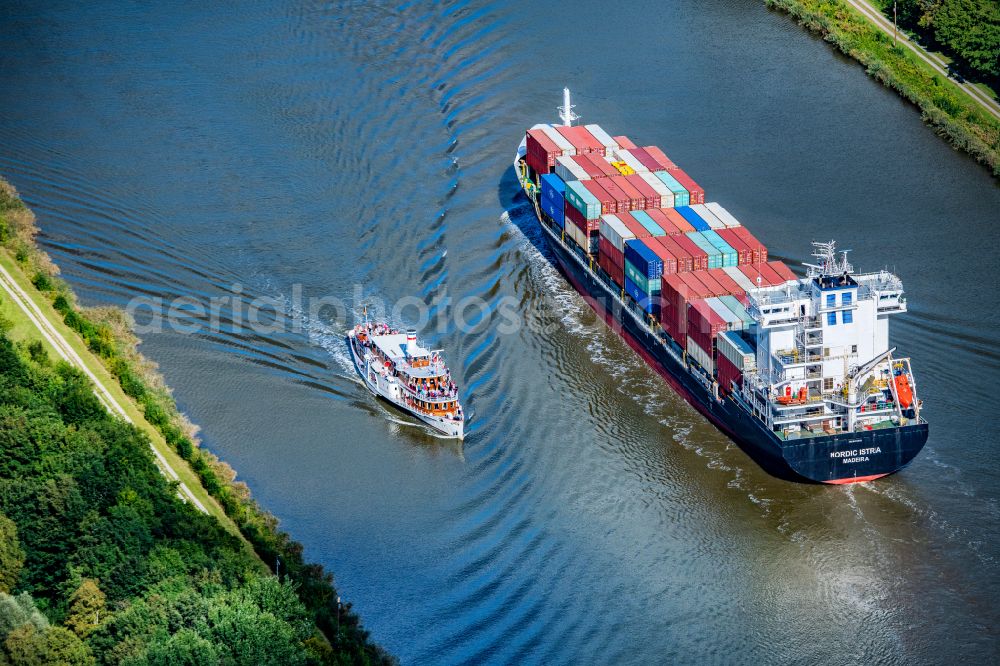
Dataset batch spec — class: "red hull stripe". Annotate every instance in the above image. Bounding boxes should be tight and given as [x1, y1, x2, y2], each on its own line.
[824, 473, 889, 485]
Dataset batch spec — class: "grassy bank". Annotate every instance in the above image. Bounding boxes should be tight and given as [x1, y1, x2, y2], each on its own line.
[0, 177, 393, 663]
[765, 0, 1000, 178]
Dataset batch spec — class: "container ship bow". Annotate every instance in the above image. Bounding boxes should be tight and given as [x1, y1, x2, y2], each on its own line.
[512, 89, 928, 483]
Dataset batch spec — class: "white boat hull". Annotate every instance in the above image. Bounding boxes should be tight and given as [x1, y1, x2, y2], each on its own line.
[347, 331, 465, 440]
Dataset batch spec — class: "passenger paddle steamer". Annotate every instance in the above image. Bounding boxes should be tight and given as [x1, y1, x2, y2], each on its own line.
[348, 322, 464, 439]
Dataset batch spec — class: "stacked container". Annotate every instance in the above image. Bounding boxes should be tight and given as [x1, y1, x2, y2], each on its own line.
[584, 124, 620, 155]
[540, 173, 566, 228]
[654, 171, 690, 207]
[637, 173, 674, 208]
[668, 166, 704, 204]
[555, 125, 605, 155]
[556, 156, 590, 182]
[704, 202, 741, 228]
[525, 128, 561, 175]
[624, 239, 663, 315]
[716, 330, 756, 394]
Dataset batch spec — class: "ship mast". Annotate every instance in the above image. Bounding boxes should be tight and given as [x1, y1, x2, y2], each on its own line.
[558, 87, 579, 127]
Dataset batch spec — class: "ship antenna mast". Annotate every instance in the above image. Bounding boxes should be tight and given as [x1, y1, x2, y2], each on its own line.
[804, 240, 853, 278]
[558, 87, 579, 127]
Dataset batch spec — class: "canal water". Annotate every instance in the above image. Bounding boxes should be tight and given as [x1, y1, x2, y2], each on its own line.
[2, 1, 998, 662]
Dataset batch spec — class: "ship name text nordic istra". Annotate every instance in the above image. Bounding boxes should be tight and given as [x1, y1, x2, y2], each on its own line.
[513, 88, 927, 483]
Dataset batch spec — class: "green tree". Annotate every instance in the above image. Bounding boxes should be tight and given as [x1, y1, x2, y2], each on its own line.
[0, 515, 24, 594]
[933, 0, 1000, 77]
[64, 579, 105, 638]
[0, 593, 48, 640]
[4, 624, 94, 666]
[135, 629, 220, 666]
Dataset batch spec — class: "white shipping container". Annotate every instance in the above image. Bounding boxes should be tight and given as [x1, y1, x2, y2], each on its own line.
[555, 156, 589, 182]
[706, 297, 743, 330]
[705, 202, 742, 228]
[637, 172, 675, 208]
[599, 214, 634, 253]
[690, 204, 726, 230]
[687, 336, 715, 374]
[565, 218, 589, 251]
[717, 330, 756, 370]
[585, 124, 619, 154]
[613, 149, 649, 173]
[723, 266, 757, 292]
[540, 125, 576, 156]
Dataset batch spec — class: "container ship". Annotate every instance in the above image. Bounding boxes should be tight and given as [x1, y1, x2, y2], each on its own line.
[513, 89, 927, 483]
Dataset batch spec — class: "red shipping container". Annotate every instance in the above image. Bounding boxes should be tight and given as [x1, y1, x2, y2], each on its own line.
[730, 227, 768, 264]
[627, 147, 665, 173]
[645, 238, 678, 276]
[662, 207, 695, 233]
[758, 262, 784, 285]
[646, 208, 679, 234]
[656, 236, 693, 273]
[565, 200, 600, 232]
[687, 299, 727, 355]
[581, 179, 616, 215]
[572, 154, 605, 179]
[693, 269, 728, 297]
[660, 273, 692, 345]
[738, 264, 769, 289]
[668, 166, 705, 204]
[596, 177, 630, 212]
[614, 135, 638, 150]
[617, 211, 653, 240]
[625, 174, 659, 209]
[556, 125, 605, 155]
[611, 176, 643, 211]
[707, 268, 744, 297]
[768, 261, 797, 282]
[717, 352, 742, 394]
[526, 129, 562, 172]
[598, 236, 625, 268]
[599, 248, 625, 286]
[589, 154, 620, 178]
[674, 234, 709, 271]
[715, 228, 752, 265]
[642, 146, 677, 170]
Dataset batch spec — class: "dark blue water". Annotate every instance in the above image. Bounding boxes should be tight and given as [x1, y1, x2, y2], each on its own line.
[2, 1, 999, 662]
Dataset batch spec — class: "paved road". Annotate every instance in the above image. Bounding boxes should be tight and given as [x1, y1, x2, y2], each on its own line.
[0, 262, 209, 514]
[845, 0, 1000, 120]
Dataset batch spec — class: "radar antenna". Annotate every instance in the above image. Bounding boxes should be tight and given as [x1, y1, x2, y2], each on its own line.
[558, 87, 579, 127]
[804, 240, 853, 278]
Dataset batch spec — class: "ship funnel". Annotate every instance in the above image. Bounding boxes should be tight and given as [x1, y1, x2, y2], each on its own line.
[406, 330, 417, 345]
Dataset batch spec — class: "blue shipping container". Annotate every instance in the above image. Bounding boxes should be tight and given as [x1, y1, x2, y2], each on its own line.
[675, 206, 711, 232]
[624, 239, 664, 280]
[541, 195, 564, 228]
[625, 275, 661, 316]
[540, 173, 566, 203]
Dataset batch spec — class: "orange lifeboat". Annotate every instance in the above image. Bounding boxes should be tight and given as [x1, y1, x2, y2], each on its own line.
[894, 373, 914, 409]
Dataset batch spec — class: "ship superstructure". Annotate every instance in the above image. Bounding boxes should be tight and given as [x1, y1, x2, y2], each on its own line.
[348, 322, 464, 439]
[512, 89, 927, 482]
[739, 242, 920, 444]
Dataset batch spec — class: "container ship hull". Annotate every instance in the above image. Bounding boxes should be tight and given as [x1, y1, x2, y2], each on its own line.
[532, 207, 928, 484]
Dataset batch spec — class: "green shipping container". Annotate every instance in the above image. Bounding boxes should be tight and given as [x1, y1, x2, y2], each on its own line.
[719, 295, 754, 328]
[654, 171, 690, 207]
[625, 259, 660, 294]
[564, 180, 602, 219]
[701, 230, 738, 267]
[686, 232, 723, 269]
[630, 210, 666, 236]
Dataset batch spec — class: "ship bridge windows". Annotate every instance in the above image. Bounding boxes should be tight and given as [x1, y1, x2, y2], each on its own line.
[826, 294, 836, 308]
[842, 310, 853, 324]
[827, 312, 837, 326]
[842, 292, 853, 306]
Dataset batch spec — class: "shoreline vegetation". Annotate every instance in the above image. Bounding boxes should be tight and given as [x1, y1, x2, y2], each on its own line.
[765, 0, 1000, 178]
[0, 177, 394, 664]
